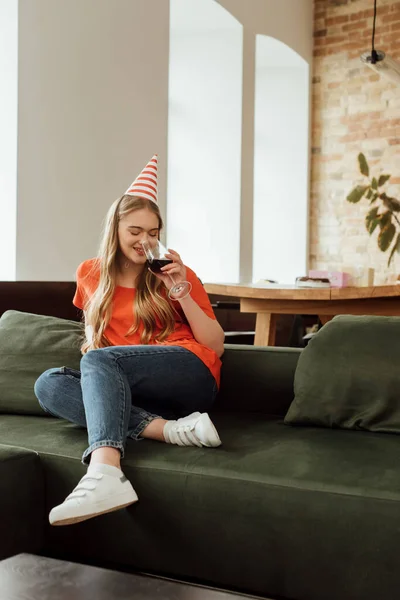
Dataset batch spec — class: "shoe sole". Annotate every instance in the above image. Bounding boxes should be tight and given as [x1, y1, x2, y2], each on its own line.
[200, 414, 222, 448]
[50, 493, 138, 527]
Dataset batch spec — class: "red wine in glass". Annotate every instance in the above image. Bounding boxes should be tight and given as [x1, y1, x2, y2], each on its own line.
[140, 240, 192, 299]
[147, 258, 173, 273]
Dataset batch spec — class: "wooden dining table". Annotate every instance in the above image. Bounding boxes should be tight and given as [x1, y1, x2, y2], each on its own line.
[204, 282, 400, 346]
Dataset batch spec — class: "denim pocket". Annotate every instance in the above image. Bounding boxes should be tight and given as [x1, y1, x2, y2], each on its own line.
[60, 366, 81, 380]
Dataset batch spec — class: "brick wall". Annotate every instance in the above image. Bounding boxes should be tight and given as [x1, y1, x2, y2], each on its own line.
[311, 0, 400, 283]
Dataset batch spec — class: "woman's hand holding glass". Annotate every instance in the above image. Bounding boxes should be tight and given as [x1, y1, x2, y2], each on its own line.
[140, 240, 192, 300]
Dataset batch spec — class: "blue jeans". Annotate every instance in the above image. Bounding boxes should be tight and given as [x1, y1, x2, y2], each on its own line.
[34, 345, 218, 464]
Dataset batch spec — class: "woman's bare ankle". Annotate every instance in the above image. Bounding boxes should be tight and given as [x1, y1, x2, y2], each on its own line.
[140, 418, 168, 442]
[90, 447, 121, 469]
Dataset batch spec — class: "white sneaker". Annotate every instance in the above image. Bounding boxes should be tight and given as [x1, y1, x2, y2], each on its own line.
[164, 412, 222, 448]
[49, 463, 138, 526]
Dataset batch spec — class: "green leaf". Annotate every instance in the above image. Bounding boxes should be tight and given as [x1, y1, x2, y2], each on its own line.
[387, 233, 400, 266]
[388, 198, 400, 211]
[370, 192, 379, 203]
[378, 222, 396, 252]
[378, 211, 392, 230]
[358, 153, 369, 177]
[381, 193, 400, 212]
[365, 207, 380, 234]
[366, 188, 373, 200]
[370, 220, 380, 235]
[346, 186, 369, 203]
[371, 177, 378, 190]
[378, 174, 391, 187]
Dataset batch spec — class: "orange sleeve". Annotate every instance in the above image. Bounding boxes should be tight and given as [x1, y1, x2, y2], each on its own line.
[73, 287, 84, 310]
[72, 259, 98, 310]
[186, 267, 217, 320]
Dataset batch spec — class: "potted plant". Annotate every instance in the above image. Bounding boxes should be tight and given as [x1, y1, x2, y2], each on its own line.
[347, 153, 400, 266]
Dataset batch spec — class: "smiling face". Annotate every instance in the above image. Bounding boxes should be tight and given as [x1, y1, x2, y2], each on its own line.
[117, 207, 160, 265]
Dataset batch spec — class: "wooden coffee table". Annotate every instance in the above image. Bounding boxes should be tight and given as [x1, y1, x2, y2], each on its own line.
[0, 553, 268, 600]
[205, 282, 400, 346]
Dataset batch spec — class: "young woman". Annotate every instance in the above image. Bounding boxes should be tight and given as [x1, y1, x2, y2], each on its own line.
[34, 156, 224, 527]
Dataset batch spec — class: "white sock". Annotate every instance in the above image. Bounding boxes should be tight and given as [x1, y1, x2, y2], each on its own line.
[88, 463, 122, 477]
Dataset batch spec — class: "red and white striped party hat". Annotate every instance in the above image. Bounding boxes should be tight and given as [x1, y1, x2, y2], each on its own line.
[124, 154, 158, 204]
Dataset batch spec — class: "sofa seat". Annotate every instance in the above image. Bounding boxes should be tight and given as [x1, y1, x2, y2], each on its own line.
[0, 445, 45, 559]
[1, 413, 400, 600]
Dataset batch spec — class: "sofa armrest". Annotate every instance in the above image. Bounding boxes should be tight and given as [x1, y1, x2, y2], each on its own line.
[215, 345, 301, 416]
[0, 445, 45, 559]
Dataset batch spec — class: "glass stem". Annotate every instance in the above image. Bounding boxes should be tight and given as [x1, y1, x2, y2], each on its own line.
[168, 274, 177, 288]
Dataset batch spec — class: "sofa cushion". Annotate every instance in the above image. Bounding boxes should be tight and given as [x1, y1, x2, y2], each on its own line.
[0, 310, 300, 418]
[0, 445, 45, 559]
[1, 413, 400, 600]
[285, 315, 400, 433]
[1, 413, 400, 503]
[0, 310, 82, 416]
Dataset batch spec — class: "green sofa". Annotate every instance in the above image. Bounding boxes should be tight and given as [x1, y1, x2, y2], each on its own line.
[1, 310, 399, 600]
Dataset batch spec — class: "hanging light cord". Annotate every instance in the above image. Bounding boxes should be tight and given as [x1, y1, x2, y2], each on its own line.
[371, 0, 378, 63]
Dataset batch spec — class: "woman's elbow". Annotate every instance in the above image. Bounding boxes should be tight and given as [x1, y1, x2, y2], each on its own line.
[215, 331, 225, 358]
[200, 324, 225, 357]
[205, 336, 224, 358]
[216, 344, 225, 358]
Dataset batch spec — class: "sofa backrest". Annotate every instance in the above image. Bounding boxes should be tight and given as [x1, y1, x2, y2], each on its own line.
[217, 345, 300, 416]
[0, 311, 82, 416]
[0, 310, 300, 418]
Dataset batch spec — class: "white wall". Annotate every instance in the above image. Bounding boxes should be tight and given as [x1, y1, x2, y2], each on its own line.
[218, 0, 313, 282]
[0, 0, 18, 280]
[16, 0, 170, 280]
[217, 0, 314, 62]
[253, 36, 309, 284]
[167, 0, 242, 282]
[8, 0, 313, 282]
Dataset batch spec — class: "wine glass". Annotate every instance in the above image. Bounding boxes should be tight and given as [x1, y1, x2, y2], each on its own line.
[140, 240, 192, 300]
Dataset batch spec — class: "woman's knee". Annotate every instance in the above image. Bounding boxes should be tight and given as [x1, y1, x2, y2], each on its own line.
[34, 368, 64, 412]
[80, 348, 115, 371]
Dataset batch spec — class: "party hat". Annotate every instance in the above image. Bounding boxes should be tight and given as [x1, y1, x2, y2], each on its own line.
[124, 154, 158, 203]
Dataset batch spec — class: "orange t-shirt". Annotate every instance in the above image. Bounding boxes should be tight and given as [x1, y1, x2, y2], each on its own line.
[72, 259, 221, 387]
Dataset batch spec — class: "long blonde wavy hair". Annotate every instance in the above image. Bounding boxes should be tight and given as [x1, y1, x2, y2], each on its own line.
[81, 196, 178, 353]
